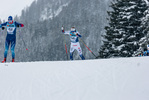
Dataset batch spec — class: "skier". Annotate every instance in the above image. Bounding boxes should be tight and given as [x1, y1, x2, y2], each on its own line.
[143, 48, 147, 56]
[147, 44, 149, 56]
[137, 52, 143, 57]
[0, 16, 24, 63]
[61, 26, 85, 60]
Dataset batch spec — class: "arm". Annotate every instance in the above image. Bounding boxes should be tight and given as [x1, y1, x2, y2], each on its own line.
[15, 21, 24, 27]
[0, 22, 7, 28]
[76, 31, 82, 37]
[61, 26, 70, 35]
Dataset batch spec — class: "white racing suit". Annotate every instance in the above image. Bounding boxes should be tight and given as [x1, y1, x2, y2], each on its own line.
[62, 30, 85, 60]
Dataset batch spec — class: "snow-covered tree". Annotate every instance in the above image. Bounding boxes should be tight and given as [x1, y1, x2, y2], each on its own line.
[99, 0, 148, 58]
[134, 0, 149, 55]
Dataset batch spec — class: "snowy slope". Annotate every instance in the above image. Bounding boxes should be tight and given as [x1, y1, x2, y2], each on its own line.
[0, 57, 149, 100]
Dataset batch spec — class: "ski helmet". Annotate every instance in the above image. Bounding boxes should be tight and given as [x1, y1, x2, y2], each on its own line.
[8, 16, 13, 21]
[71, 27, 76, 32]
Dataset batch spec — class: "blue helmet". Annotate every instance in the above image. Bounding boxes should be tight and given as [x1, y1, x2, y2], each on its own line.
[8, 16, 13, 21]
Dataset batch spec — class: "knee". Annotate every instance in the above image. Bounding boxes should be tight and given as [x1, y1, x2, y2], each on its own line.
[4, 49, 8, 52]
[11, 48, 15, 53]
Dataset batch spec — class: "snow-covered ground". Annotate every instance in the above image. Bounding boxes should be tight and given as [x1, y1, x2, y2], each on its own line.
[0, 57, 149, 100]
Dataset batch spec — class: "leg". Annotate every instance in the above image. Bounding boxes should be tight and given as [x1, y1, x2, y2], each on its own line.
[80, 54, 85, 60]
[76, 42, 85, 60]
[70, 43, 75, 60]
[70, 52, 73, 60]
[11, 38, 16, 60]
[4, 39, 10, 59]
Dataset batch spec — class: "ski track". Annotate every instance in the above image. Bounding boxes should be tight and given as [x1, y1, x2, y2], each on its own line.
[0, 57, 149, 100]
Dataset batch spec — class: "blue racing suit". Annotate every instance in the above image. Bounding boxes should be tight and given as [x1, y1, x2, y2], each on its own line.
[0, 21, 24, 59]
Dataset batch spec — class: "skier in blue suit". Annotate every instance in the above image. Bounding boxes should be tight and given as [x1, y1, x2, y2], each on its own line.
[61, 26, 85, 60]
[0, 16, 24, 63]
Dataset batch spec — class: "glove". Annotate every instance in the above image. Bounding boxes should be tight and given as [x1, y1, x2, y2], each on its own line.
[21, 24, 24, 27]
[61, 26, 64, 30]
[2, 27, 5, 30]
[76, 33, 82, 37]
[61, 26, 64, 33]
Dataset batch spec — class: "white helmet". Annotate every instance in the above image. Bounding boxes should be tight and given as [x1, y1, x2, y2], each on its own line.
[71, 27, 76, 32]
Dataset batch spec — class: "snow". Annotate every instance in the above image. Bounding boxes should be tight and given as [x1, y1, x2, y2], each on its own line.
[54, 3, 69, 17]
[122, 12, 132, 19]
[0, 57, 149, 100]
[40, 8, 52, 20]
[40, 2, 69, 21]
[117, 44, 125, 50]
[122, 5, 136, 11]
[144, 0, 149, 5]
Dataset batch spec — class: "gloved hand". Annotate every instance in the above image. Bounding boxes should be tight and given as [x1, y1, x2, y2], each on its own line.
[17, 25, 20, 27]
[2, 27, 5, 30]
[17, 24, 24, 27]
[61, 26, 64, 33]
[76, 33, 82, 37]
[61, 26, 64, 30]
[21, 24, 24, 27]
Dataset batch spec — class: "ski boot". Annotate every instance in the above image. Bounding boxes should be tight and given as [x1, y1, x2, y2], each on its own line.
[70, 53, 73, 60]
[12, 59, 15, 62]
[2, 58, 6, 63]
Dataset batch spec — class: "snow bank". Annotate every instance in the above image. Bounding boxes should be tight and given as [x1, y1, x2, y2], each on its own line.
[0, 57, 149, 100]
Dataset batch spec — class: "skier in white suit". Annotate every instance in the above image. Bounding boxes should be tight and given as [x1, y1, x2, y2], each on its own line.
[61, 26, 85, 60]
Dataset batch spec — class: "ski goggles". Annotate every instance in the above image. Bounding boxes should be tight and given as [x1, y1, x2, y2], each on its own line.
[8, 18, 12, 20]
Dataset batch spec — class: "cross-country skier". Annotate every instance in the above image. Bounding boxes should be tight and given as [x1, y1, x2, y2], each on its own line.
[61, 26, 85, 60]
[147, 44, 149, 56]
[0, 16, 24, 63]
[143, 48, 147, 56]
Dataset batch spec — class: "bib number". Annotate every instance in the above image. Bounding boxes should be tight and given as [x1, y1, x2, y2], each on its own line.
[7, 27, 15, 34]
[71, 37, 77, 42]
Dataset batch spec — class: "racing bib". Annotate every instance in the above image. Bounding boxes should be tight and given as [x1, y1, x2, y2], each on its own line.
[70, 36, 77, 42]
[70, 32, 78, 42]
[6, 23, 16, 35]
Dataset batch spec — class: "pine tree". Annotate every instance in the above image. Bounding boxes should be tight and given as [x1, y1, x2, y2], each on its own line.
[99, 0, 148, 58]
[135, 0, 149, 55]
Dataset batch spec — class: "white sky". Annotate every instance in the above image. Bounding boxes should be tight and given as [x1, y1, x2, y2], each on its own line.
[0, 0, 35, 21]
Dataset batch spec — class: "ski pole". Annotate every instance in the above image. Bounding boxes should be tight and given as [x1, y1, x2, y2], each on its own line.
[77, 36, 97, 58]
[63, 35, 69, 60]
[62, 26, 68, 60]
[18, 28, 28, 51]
